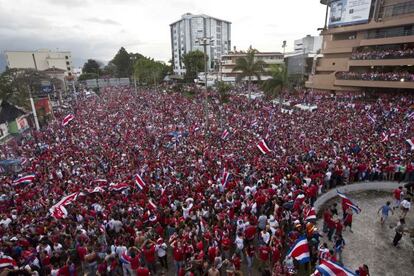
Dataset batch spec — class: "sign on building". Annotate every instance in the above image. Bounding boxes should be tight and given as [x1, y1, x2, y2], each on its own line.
[329, 0, 372, 27]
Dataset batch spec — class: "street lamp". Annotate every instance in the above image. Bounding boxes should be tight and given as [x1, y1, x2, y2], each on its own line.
[195, 36, 213, 134]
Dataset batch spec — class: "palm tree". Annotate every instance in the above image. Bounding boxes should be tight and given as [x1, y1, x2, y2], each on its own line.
[232, 48, 265, 100]
[262, 64, 288, 105]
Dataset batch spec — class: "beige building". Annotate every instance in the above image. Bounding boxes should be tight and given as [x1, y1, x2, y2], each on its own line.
[4, 49, 74, 77]
[220, 50, 284, 83]
[306, 0, 414, 91]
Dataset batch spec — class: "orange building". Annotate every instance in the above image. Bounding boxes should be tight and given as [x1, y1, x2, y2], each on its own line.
[306, 0, 414, 92]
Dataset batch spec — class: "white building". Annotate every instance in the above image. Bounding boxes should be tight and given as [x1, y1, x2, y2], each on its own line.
[170, 13, 231, 75]
[4, 49, 74, 77]
[293, 35, 323, 54]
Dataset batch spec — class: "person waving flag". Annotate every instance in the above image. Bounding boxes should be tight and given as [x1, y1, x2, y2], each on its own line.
[287, 236, 310, 264]
[134, 174, 147, 190]
[257, 139, 272, 155]
[315, 259, 356, 276]
[13, 174, 35, 185]
[337, 190, 361, 214]
[62, 114, 75, 126]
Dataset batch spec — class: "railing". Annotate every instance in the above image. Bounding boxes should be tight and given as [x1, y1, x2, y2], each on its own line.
[336, 71, 414, 82]
[350, 48, 414, 60]
[366, 28, 413, 39]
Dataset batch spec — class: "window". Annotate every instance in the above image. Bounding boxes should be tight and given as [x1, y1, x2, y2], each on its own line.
[67, 67, 71, 71]
[65, 56, 69, 59]
[66, 61, 70, 65]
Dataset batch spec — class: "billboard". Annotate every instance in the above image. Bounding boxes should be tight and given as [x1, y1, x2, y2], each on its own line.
[329, 0, 372, 27]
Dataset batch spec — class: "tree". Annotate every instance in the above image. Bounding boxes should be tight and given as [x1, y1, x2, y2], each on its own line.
[262, 64, 288, 104]
[232, 47, 265, 99]
[0, 68, 50, 109]
[102, 62, 117, 77]
[134, 57, 166, 85]
[82, 59, 101, 74]
[216, 81, 231, 104]
[182, 50, 206, 83]
[78, 72, 99, 81]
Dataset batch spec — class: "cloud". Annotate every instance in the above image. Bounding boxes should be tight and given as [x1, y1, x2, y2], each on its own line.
[85, 17, 121, 25]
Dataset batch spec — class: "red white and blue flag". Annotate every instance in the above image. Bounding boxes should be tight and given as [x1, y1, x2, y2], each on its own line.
[90, 179, 108, 186]
[304, 207, 317, 221]
[87, 186, 106, 194]
[0, 255, 18, 269]
[337, 190, 361, 214]
[257, 139, 271, 155]
[134, 174, 147, 190]
[287, 236, 310, 264]
[13, 174, 35, 185]
[62, 114, 75, 126]
[49, 192, 79, 219]
[221, 169, 231, 187]
[109, 182, 130, 191]
[315, 259, 356, 276]
[406, 138, 414, 150]
[221, 129, 230, 140]
[148, 199, 157, 211]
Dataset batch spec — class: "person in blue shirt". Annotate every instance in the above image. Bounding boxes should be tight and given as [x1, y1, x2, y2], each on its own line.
[377, 201, 394, 225]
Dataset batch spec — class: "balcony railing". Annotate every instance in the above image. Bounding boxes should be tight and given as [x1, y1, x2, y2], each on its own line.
[351, 48, 414, 60]
[336, 71, 414, 82]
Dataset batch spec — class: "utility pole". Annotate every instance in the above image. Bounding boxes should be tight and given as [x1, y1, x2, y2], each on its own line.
[28, 85, 40, 131]
[195, 37, 213, 135]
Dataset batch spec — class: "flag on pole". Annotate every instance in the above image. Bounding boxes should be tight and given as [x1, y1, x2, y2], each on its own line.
[221, 169, 231, 187]
[134, 174, 147, 190]
[406, 138, 414, 150]
[304, 207, 317, 221]
[315, 259, 356, 276]
[337, 190, 361, 214]
[62, 114, 75, 126]
[12, 174, 35, 185]
[221, 129, 229, 140]
[287, 236, 310, 264]
[257, 139, 271, 155]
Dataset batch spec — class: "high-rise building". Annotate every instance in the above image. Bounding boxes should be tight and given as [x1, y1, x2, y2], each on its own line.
[294, 35, 323, 54]
[170, 13, 231, 75]
[4, 49, 74, 77]
[306, 0, 414, 92]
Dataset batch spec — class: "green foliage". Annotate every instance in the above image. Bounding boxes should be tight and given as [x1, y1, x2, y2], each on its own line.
[262, 64, 288, 100]
[182, 50, 206, 83]
[134, 57, 166, 85]
[110, 47, 133, 77]
[232, 48, 265, 82]
[102, 62, 117, 77]
[78, 72, 99, 81]
[216, 81, 232, 104]
[82, 59, 101, 74]
[0, 68, 50, 109]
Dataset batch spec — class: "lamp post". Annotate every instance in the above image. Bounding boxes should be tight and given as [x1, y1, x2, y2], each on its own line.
[27, 85, 40, 131]
[195, 36, 213, 134]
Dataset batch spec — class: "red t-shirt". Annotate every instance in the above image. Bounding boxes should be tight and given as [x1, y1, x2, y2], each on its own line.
[245, 225, 256, 240]
[173, 247, 184, 261]
[394, 188, 402, 200]
[136, 267, 150, 276]
[143, 245, 156, 263]
[258, 245, 270, 261]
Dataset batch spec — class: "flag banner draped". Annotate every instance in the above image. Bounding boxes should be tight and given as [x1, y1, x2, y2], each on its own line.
[257, 139, 271, 155]
[316, 260, 356, 276]
[287, 236, 310, 264]
[49, 192, 78, 219]
[62, 114, 75, 126]
[0, 255, 18, 269]
[13, 174, 35, 185]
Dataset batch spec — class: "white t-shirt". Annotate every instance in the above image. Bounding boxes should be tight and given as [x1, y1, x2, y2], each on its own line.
[235, 236, 244, 250]
[401, 200, 411, 210]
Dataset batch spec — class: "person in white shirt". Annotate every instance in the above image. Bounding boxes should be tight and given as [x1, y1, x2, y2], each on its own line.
[234, 232, 244, 254]
[400, 198, 411, 218]
[155, 238, 168, 269]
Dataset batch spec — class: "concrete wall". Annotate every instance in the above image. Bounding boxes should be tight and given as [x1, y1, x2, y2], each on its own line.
[314, 181, 402, 213]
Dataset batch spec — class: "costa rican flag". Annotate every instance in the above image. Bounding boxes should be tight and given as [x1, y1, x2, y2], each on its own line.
[0, 255, 18, 269]
[406, 138, 414, 150]
[13, 174, 35, 185]
[404, 111, 414, 120]
[257, 139, 271, 155]
[304, 207, 317, 221]
[380, 132, 389, 143]
[62, 114, 75, 126]
[120, 252, 131, 265]
[109, 182, 130, 191]
[315, 260, 356, 276]
[148, 199, 157, 210]
[49, 192, 78, 219]
[90, 179, 108, 186]
[134, 174, 146, 190]
[287, 236, 310, 264]
[337, 190, 361, 214]
[87, 186, 106, 194]
[221, 129, 229, 140]
[221, 170, 231, 187]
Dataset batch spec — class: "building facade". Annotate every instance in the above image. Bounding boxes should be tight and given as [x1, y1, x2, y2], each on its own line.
[294, 35, 323, 54]
[306, 0, 414, 91]
[170, 13, 231, 75]
[4, 49, 74, 77]
[220, 51, 284, 83]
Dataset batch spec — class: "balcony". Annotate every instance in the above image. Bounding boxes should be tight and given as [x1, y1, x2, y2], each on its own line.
[334, 79, 414, 89]
[360, 35, 414, 46]
[349, 58, 414, 67]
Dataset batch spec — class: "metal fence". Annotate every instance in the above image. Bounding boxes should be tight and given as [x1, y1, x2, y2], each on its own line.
[85, 78, 130, 88]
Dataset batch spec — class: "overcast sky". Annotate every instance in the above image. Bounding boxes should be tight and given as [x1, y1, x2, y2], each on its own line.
[0, 0, 326, 69]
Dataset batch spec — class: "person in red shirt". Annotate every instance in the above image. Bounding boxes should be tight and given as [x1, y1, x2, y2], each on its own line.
[393, 186, 403, 209]
[257, 244, 270, 272]
[244, 224, 256, 244]
[171, 240, 184, 274]
[136, 265, 150, 276]
[245, 244, 255, 276]
[356, 264, 370, 276]
[221, 234, 232, 260]
[141, 240, 156, 274]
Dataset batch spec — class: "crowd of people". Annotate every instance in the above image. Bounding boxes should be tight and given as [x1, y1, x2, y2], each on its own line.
[336, 71, 414, 82]
[351, 48, 414, 60]
[0, 86, 413, 276]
